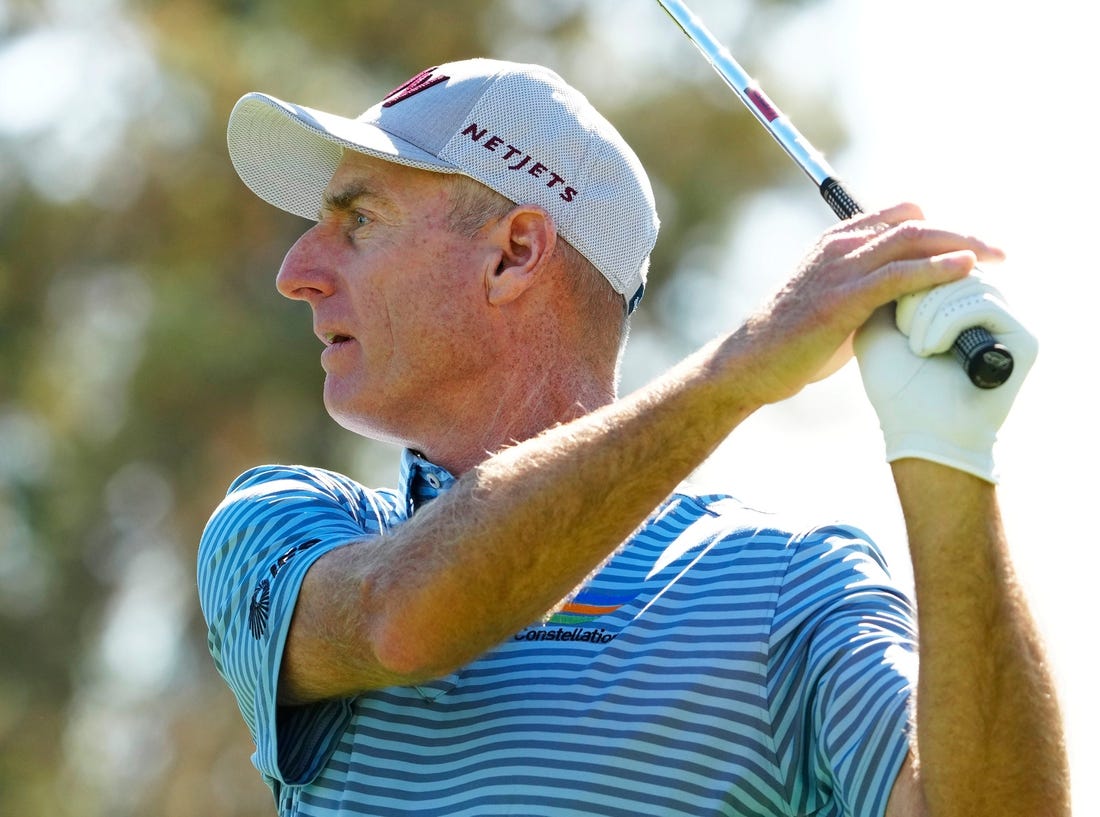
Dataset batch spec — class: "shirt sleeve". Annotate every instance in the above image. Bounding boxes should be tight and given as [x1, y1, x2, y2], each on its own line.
[196, 464, 398, 786]
[766, 523, 918, 817]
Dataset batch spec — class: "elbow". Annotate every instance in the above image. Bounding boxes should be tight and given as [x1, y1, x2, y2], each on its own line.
[366, 596, 464, 684]
[370, 618, 425, 680]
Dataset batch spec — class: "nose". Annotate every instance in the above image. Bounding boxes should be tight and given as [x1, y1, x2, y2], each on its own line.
[276, 222, 334, 303]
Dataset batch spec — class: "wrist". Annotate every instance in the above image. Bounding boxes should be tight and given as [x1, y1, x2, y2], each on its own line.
[885, 431, 997, 484]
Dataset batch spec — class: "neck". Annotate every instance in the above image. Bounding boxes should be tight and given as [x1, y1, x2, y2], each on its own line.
[412, 366, 616, 475]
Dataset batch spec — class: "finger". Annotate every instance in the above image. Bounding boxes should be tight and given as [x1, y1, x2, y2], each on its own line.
[841, 201, 926, 228]
[820, 203, 922, 248]
[902, 273, 1039, 361]
[863, 250, 979, 304]
[862, 221, 1006, 267]
[820, 203, 1002, 280]
[814, 207, 922, 269]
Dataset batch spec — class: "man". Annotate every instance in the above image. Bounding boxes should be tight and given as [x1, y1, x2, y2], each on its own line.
[199, 58, 1069, 815]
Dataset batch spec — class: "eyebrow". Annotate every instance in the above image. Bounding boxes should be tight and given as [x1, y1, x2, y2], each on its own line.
[318, 183, 395, 219]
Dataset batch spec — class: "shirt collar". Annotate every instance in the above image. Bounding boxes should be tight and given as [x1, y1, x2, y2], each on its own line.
[398, 448, 457, 516]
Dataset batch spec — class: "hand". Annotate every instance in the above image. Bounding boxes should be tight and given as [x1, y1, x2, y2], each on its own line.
[854, 296, 1038, 482]
[896, 269, 1020, 357]
[735, 203, 1008, 406]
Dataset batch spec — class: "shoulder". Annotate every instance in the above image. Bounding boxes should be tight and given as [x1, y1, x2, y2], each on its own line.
[221, 463, 397, 506]
[659, 486, 902, 602]
[681, 482, 892, 564]
[661, 487, 882, 557]
[197, 464, 402, 603]
[205, 464, 401, 533]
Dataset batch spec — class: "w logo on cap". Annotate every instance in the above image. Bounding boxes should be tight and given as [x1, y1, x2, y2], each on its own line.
[382, 67, 450, 108]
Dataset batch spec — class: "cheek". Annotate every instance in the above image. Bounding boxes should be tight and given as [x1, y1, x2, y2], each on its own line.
[355, 217, 491, 356]
[396, 260, 492, 368]
[408, 238, 487, 321]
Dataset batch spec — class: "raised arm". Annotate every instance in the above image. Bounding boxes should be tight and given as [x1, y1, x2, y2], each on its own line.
[852, 291, 1070, 814]
[882, 463, 1070, 817]
[279, 204, 1009, 704]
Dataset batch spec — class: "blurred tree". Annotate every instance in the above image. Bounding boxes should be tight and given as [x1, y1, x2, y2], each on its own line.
[0, 0, 835, 813]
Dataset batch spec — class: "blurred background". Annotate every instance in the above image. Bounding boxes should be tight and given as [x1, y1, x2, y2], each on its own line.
[0, 0, 1093, 814]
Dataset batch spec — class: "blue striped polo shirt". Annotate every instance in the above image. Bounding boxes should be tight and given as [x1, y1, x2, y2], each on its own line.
[198, 450, 917, 816]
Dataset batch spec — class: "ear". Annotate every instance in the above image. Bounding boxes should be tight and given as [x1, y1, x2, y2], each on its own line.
[484, 206, 557, 307]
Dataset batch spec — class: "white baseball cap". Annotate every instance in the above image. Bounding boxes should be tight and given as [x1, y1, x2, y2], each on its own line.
[227, 58, 660, 314]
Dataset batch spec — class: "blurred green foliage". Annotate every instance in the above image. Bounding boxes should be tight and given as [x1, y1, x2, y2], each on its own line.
[0, 0, 836, 813]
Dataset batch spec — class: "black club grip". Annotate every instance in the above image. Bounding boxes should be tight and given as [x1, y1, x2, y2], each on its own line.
[820, 177, 862, 220]
[819, 177, 1013, 388]
[952, 326, 1014, 389]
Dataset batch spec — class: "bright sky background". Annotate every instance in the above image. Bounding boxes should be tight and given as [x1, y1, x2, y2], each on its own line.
[643, 0, 1095, 810]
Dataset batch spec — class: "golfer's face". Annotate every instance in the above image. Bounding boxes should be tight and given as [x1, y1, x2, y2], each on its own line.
[275, 151, 498, 443]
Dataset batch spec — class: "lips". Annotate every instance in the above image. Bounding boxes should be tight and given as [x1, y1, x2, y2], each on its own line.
[317, 327, 357, 369]
[316, 321, 356, 345]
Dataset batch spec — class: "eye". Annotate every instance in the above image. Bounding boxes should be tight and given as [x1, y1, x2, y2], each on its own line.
[354, 213, 371, 227]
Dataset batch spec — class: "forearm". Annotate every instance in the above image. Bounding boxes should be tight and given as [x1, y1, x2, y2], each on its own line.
[892, 459, 1070, 816]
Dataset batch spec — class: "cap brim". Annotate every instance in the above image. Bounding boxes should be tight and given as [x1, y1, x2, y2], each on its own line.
[227, 93, 459, 221]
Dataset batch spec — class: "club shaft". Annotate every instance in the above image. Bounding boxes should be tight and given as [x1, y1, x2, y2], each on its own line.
[656, 0, 835, 187]
[655, 0, 1013, 388]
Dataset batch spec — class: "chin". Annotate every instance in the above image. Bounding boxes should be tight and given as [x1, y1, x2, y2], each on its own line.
[324, 394, 409, 448]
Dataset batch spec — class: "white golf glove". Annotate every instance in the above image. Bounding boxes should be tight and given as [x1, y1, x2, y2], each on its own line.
[896, 272, 1014, 357]
[854, 277, 1038, 483]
